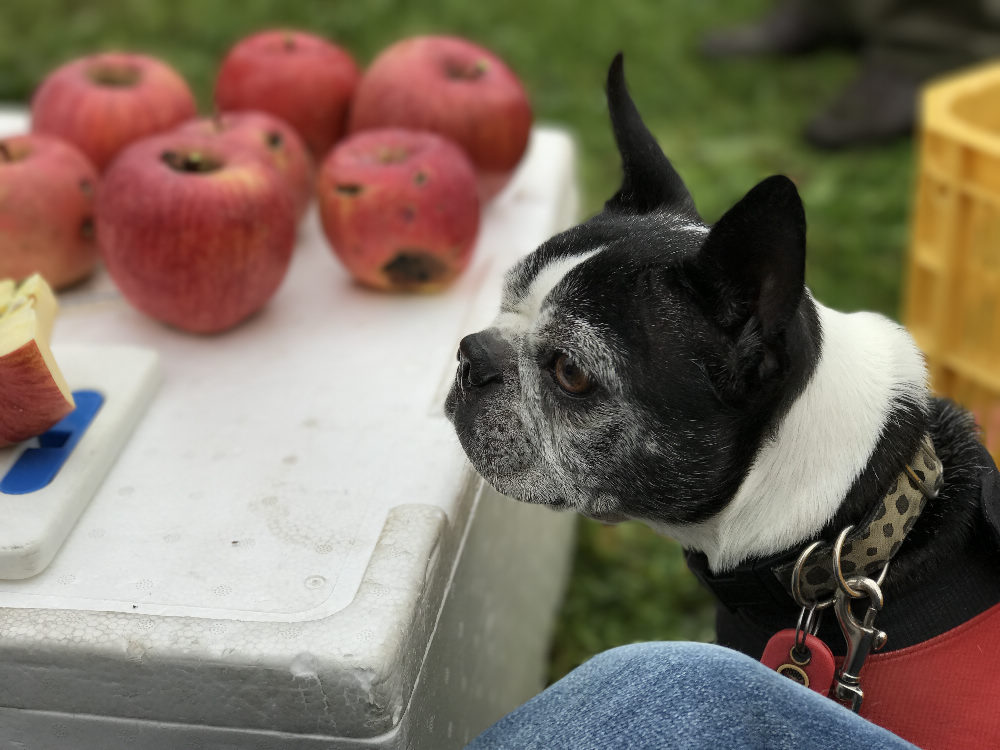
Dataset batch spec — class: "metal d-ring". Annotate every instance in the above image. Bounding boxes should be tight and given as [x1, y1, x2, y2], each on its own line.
[832, 526, 890, 599]
[792, 602, 822, 657]
[791, 540, 837, 610]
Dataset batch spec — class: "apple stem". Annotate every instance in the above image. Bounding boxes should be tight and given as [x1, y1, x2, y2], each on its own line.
[87, 64, 142, 87]
[283, 32, 296, 51]
[376, 145, 410, 164]
[444, 59, 489, 81]
[211, 109, 224, 133]
[0, 142, 10, 162]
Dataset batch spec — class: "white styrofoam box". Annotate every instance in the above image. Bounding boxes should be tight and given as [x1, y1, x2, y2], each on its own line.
[0, 484, 576, 749]
[0, 106, 581, 748]
[0, 345, 161, 579]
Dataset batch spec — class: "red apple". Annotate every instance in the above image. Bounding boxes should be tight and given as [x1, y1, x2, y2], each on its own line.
[317, 128, 480, 292]
[177, 111, 313, 219]
[31, 52, 197, 172]
[96, 132, 296, 334]
[215, 30, 360, 159]
[348, 36, 532, 201]
[0, 274, 75, 448]
[0, 134, 99, 289]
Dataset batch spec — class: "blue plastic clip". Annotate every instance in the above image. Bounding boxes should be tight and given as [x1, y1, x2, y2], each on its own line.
[0, 390, 104, 495]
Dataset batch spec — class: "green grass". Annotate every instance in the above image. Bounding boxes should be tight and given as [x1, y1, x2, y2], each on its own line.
[1, 0, 916, 683]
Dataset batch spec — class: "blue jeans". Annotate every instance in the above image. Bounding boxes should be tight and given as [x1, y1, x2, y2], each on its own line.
[468, 642, 916, 749]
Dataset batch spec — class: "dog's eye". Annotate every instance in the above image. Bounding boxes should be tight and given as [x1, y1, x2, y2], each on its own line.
[553, 353, 594, 396]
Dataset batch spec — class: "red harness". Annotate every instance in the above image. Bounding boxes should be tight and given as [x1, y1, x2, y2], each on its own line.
[840, 601, 1000, 749]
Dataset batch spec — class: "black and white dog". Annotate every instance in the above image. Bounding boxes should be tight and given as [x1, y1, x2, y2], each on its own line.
[445, 54, 1000, 741]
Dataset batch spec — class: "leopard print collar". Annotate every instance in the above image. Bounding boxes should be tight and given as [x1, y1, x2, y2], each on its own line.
[775, 434, 944, 603]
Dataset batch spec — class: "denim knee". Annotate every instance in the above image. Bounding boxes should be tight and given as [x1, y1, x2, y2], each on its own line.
[469, 641, 917, 750]
[578, 640, 751, 685]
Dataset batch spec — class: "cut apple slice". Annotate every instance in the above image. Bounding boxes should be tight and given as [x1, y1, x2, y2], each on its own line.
[0, 274, 75, 448]
[0, 279, 15, 309]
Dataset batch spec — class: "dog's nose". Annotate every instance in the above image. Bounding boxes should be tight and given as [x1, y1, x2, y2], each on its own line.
[458, 332, 504, 387]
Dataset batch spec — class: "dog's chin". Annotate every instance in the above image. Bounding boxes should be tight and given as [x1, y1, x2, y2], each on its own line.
[475, 469, 562, 508]
[473, 465, 630, 523]
[581, 509, 629, 524]
[456, 451, 573, 512]
[493, 481, 630, 524]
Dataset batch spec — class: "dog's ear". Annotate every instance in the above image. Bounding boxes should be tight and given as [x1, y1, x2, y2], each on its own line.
[605, 53, 698, 218]
[690, 175, 806, 341]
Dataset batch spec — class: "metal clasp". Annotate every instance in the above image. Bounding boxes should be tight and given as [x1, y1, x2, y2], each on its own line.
[833, 575, 888, 712]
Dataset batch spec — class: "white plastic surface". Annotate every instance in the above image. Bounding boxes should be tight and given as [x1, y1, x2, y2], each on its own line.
[0, 107, 581, 746]
[0, 345, 160, 579]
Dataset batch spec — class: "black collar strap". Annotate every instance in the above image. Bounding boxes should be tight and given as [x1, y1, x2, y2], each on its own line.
[687, 435, 944, 612]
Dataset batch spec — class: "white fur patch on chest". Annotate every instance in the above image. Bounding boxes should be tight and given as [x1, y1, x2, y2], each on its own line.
[650, 300, 929, 572]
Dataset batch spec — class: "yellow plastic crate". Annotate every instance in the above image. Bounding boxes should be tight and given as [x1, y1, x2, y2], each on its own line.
[904, 61, 1000, 464]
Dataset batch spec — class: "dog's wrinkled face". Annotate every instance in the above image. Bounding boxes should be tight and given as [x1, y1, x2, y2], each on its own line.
[446, 54, 815, 530]
[446, 216, 721, 524]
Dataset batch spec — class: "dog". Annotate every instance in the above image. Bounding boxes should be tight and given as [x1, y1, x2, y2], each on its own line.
[445, 54, 1000, 748]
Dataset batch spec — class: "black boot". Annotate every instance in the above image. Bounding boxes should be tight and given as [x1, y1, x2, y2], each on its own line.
[804, 57, 921, 149]
[701, 1, 861, 58]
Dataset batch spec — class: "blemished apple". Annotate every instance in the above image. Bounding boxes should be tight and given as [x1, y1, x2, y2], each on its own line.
[0, 134, 99, 289]
[177, 111, 313, 218]
[31, 52, 197, 171]
[97, 132, 297, 334]
[317, 128, 480, 292]
[0, 274, 75, 448]
[215, 30, 360, 159]
[348, 36, 532, 201]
